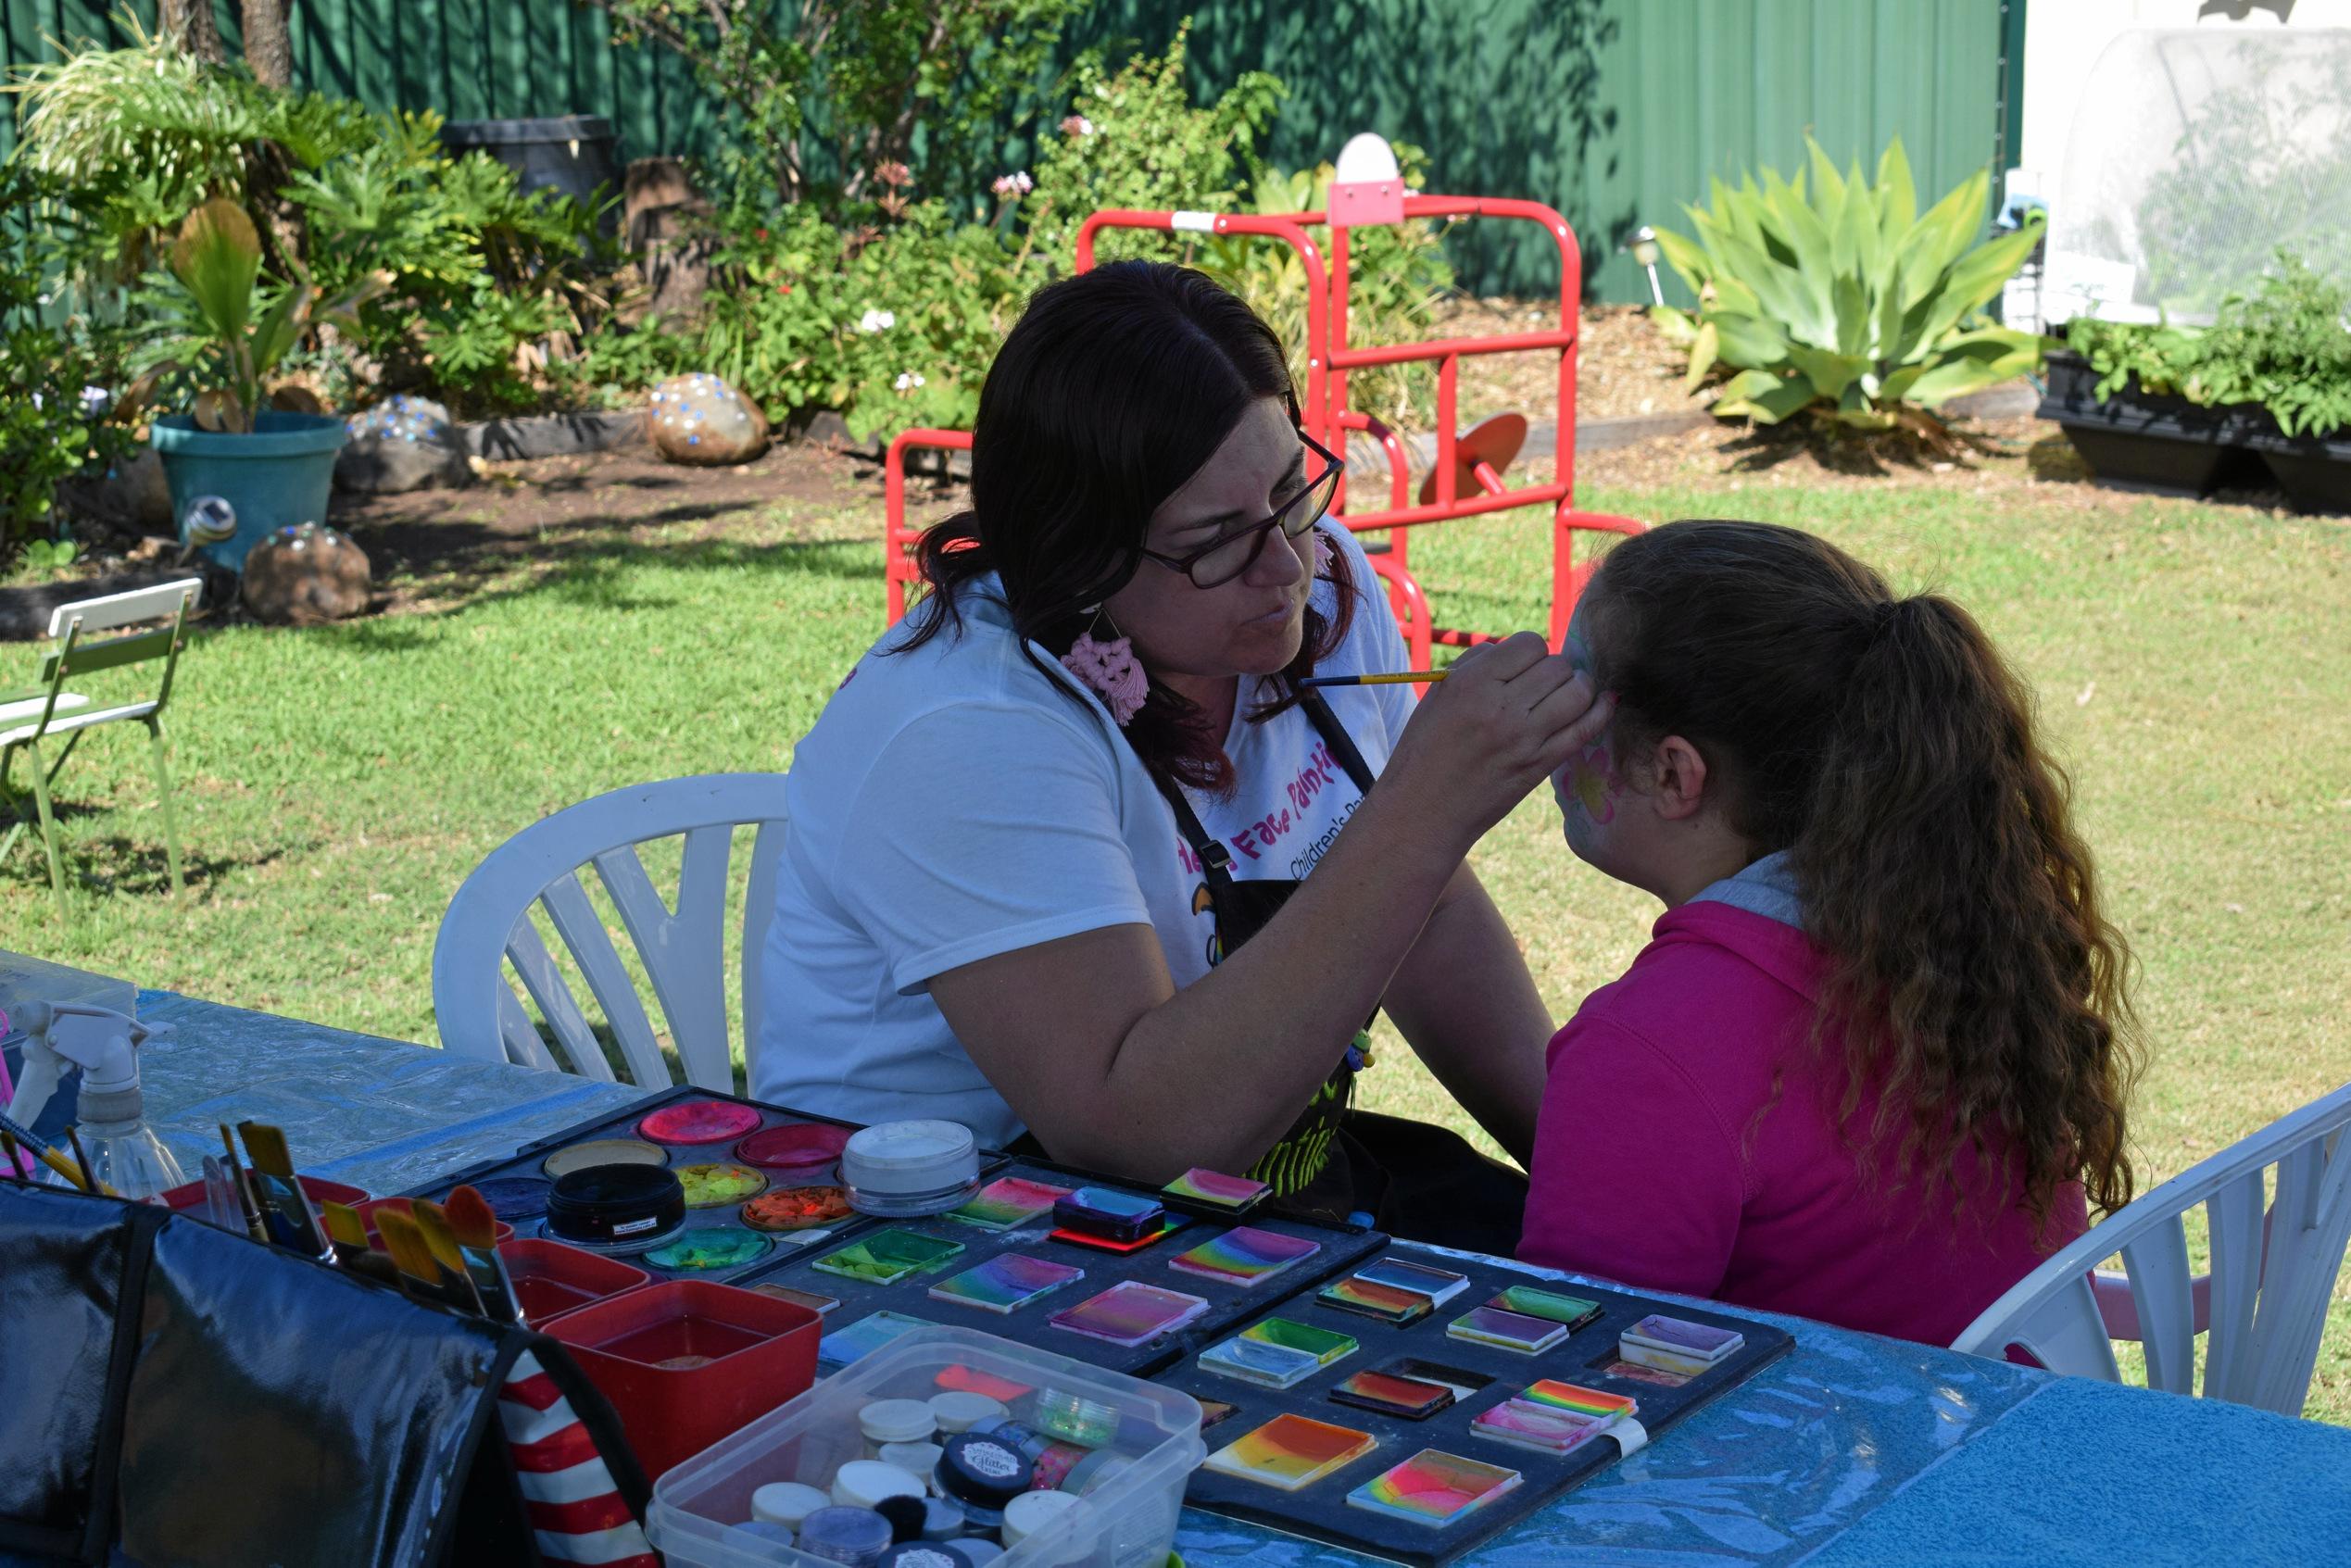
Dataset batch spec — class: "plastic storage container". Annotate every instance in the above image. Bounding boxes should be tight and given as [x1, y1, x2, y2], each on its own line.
[550, 1280, 823, 1479]
[500, 1237, 651, 1323]
[648, 1326, 1204, 1568]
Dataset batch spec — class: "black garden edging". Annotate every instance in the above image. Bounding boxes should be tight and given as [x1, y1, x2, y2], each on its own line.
[2040, 349, 2351, 512]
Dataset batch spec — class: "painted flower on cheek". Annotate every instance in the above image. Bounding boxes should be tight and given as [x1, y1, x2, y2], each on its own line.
[1569, 743, 1618, 824]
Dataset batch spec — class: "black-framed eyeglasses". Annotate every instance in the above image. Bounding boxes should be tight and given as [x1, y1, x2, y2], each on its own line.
[1138, 432, 1344, 590]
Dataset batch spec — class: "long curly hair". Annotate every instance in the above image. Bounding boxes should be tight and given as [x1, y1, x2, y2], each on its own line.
[894, 261, 1355, 794]
[1584, 520, 2143, 1230]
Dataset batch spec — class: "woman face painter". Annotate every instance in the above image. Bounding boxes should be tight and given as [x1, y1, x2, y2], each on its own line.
[758, 261, 1611, 1248]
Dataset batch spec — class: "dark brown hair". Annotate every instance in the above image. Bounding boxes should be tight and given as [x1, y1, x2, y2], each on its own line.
[897, 261, 1355, 792]
[1584, 520, 2141, 1227]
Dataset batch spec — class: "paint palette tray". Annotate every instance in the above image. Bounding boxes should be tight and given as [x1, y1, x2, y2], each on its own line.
[752, 1155, 1385, 1376]
[1154, 1247, 1792, 1564]
[404, 1085, 981, 1290]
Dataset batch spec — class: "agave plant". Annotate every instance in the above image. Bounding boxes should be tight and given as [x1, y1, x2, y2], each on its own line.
[128, 200, 383, 433]
[1652, 137, 2046, 440]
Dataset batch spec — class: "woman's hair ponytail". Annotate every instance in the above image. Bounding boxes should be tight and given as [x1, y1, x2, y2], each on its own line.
[1587, 521, 2142, 1230]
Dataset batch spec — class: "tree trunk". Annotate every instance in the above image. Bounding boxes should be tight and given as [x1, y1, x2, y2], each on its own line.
[241, 0, 295, 89]
[159, 0, 226, 63]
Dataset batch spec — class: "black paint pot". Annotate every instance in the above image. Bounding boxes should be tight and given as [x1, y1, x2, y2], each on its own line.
[547, 1163, 686, 1253]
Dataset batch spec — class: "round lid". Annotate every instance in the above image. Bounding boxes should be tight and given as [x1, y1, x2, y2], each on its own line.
[750, 1480, 831, 1526]
[1001, 1489, 1081, 1546]
[735, 1121, 855, 1171]
[542, 1138, 665, 1177]
[840, 1121, 978, 1194]
[881, 1548, 962, 1568]
[798, 1506, 895, 1557]
[859, 1398, 939, 1445]
[920, 1496, 964, 1541]
[943, 1542, 1004, 1568]
[877, 1441, 943, 1483]
[833, 1460, 925, 1511]
[926, 1391, 1008, 1434]
[938, 1433, 1032, 1508]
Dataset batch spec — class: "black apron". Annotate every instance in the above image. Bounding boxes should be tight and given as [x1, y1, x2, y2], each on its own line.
[1153, 689, 1528, 1256]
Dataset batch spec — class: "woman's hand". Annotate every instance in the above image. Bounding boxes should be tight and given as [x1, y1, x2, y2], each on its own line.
[1381, 632, 1616, 859]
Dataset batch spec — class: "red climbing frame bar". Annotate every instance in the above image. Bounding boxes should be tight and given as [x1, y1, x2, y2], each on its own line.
[884, 428, 974, 622]
[883, 195, 1642, 648]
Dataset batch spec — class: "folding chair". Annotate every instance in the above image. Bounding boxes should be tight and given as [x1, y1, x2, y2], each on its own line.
[0, 578, 202, 911]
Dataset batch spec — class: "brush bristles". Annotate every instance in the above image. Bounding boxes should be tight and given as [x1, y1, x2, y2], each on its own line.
[412, 1201, 468, 1275]
[320, 1201, 370, 1250]
[376, 1210, 437, 1285]
[443, 1186, 499, 1252]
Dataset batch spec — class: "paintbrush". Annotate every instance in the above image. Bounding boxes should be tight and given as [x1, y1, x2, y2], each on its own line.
[234, 1122, 331, 1259]
[377, 1208, 462, 1310]
[1297, 670, 1449, 688]
[319, 1201, 403, 1287]
[412, 1200, 487, 1316]
[0, 1117, 107, 1194]
[64, 1126, 100, 1196]
[444, 1185, 524, 1323]
[217, 1123, 267, 1242]
[1, 1126, 20, 1181]
[200, 1155, 247, 1232]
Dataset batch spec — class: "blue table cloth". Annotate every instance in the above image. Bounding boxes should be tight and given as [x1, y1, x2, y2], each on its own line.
[8, 952, 2347, 1565]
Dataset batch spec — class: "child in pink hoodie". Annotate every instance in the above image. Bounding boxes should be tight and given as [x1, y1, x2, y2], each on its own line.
[1521, 521, 2143, 1346]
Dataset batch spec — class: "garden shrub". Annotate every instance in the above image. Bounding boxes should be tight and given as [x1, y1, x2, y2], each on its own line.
[1651, 137, 2045, 443]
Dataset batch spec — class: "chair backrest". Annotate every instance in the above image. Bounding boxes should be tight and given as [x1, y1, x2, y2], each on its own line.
[46, 578, 206, 640]
[431, 774, 791, 1093]
[29, 579, 204, 727]
[1952, 1079, 2351, 1416]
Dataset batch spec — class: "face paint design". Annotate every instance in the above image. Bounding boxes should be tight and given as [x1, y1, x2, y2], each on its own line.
[1555, 602, 1625, 859]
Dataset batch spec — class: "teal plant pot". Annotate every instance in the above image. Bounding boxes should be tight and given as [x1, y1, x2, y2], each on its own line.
[150, 411, 346, 571]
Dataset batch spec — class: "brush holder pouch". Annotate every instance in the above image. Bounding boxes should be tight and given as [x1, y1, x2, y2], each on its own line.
[0, 1183, 654, 1568]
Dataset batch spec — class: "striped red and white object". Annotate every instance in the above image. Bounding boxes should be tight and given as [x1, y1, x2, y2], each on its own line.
[499, 1349, 659, 1568]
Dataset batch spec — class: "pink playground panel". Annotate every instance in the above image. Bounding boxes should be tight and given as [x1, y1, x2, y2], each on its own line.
[883, 194, 1644, 662]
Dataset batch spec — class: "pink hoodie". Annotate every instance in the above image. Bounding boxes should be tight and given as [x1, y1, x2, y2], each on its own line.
[1520, 900, 2086, 1347]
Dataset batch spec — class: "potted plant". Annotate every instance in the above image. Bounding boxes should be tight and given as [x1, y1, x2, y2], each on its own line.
[130, 200, 383, 569]
[2040, 255, 2351, 513]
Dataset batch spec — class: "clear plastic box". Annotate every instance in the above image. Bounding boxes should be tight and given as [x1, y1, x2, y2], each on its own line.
[647, 1324, 1206, 1568]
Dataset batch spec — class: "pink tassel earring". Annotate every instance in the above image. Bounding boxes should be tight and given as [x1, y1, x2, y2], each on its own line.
[1062, 608, 1150, 725]
[1312, 526, 1335, 577]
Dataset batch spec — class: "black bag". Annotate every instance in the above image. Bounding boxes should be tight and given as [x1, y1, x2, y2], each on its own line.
[0, 1184, 653, 1567]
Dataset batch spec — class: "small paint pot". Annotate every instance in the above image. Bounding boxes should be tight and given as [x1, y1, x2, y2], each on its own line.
[543, 1137, 667, 1177]
[1000, 1489, 1080, 1549]
[840, 1120, 980, 1218]
[751, 1480, 832, 1529]
[742, 1185, 855, 1232]
[546, 1163, 686, 1253]
[796, 1505, 894, 1567]
[638, 1098, 763, 1146]
[642, 1225, 772, 1273]
[735, 1120, 855, 1179]
[926, 1391, 1007, 1436]
[469, 1175, 555, 1223]
[675, 1161, 768, 1209]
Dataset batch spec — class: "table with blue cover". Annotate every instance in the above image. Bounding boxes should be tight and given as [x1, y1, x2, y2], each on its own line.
[9, 955, 2348, 1568]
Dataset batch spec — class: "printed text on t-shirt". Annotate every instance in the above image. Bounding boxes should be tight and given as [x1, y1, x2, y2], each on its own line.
[1176, 742, 1358, 873]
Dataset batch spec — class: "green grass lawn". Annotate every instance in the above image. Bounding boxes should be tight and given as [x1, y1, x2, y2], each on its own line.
[6, 444, 2348, 1415]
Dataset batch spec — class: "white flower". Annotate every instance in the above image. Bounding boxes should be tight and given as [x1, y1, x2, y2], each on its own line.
[894, 371, 928, 392]
[858, 308, 897, 333]
[990, 170, 1034, 198]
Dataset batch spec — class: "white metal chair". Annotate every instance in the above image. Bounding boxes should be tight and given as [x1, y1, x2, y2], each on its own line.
[1952, 1079, 2351, 1416]
[431, 773, 790, 1093]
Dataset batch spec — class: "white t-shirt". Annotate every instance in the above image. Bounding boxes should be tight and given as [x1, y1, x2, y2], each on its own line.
[753, 526, 1415, 1148]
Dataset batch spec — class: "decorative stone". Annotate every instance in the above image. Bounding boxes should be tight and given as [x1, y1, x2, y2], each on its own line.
[109, 447, 175, 533]
[649, 373, 769, 466]
[241, 522, 372, 624]
[336, 395, 473, 493]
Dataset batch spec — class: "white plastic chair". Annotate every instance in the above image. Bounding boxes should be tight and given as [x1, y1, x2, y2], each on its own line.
[431, 773, 789, 1093]
[1952, 1079, 2351, 1416]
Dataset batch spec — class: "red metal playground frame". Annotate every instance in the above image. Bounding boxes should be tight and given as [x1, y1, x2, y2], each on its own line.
[883, 194, 1643, 661]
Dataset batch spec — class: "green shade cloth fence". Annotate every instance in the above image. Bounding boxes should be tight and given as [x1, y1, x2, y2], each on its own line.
[2, 0, 2018, 301]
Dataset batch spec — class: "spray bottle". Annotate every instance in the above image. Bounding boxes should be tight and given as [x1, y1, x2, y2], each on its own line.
[6, 1002, 185, 1202]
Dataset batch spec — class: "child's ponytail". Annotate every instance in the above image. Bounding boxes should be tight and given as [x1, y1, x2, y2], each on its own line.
[1585, 521, 2141, 1231]
[1797, 592, 2139, 1228]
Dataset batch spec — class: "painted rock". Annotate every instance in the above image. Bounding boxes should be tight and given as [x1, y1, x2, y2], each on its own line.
[241, 522, 372, 624]
[336, 395, 472, 493]
[649, 372, 768, 466]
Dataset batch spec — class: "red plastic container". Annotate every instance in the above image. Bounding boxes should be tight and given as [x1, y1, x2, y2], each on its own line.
[354, 1196, 514, 1248]
[161, 1170, 368, 1215]
[547, 1280, 822, 1480]
[500, 1237, 650, 1323]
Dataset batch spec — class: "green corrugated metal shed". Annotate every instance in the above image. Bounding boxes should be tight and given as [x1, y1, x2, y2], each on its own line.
[1, 0, 2017, 301]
